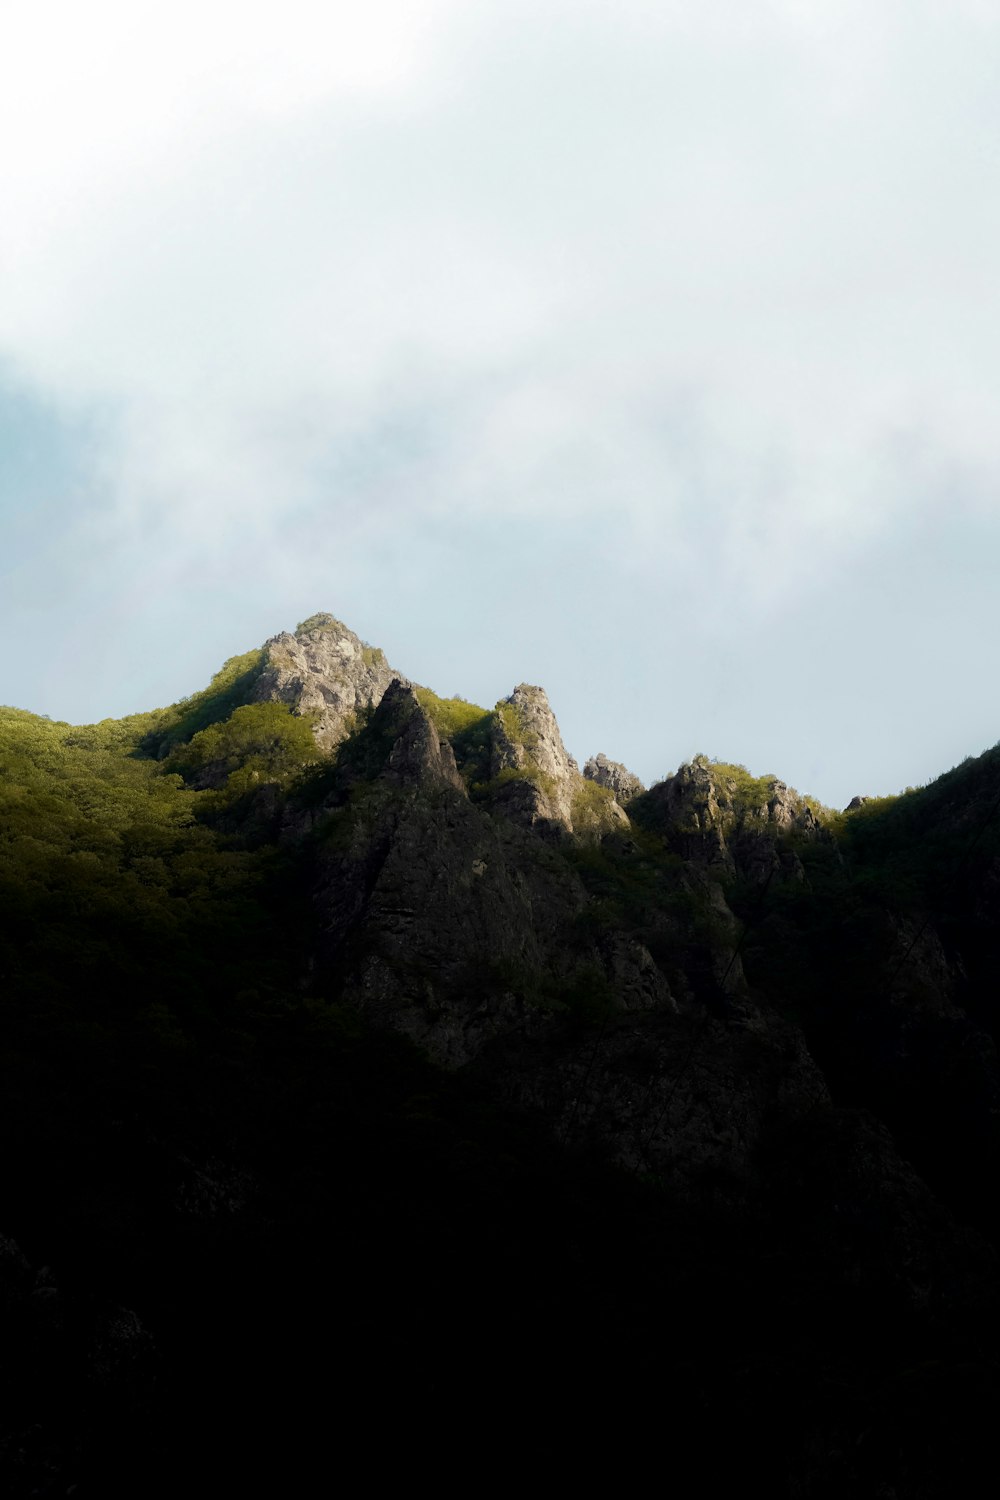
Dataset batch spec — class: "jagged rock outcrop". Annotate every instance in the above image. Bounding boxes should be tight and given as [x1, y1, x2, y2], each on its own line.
[252, 627, 632, 842]
[492, 685, 578, 785]
[253, 612, 405, 750]
[583, 752, 645, 804]
[9, 610, 1000, 1496]
[487, 685, 630, 839]
[305, 679, 835, 1209]
[314, 685, 587, 1063]
[488, 683, 581, 832]
[639, 757, 826, 884]
[641, 759, 737, 872]
[379, 680, 465, 791]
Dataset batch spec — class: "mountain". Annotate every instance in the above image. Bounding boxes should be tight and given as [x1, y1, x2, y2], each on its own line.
[2, 611, 999, 1495]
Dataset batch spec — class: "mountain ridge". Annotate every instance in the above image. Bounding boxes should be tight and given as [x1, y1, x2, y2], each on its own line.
[2, 610, 1000, 1494]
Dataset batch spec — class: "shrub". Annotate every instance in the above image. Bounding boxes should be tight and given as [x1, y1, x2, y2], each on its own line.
[412, 689, 493, 783]
[414, 688, 489, 740]
[472, 765, 557, 800]
[295, 613, 348, 636]
[496, 700, 539, 751]
[168, 702, 319, 787]
[144, 649, 267, 757]
[571, 778, 618, 835]
[708, 760, 775, 813]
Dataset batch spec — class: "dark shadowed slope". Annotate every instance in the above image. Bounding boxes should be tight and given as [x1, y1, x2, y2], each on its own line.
[2, 614, 999, 1496]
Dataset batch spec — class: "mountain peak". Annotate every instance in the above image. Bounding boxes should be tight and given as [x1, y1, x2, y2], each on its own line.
[253, 613, 406, 749]
[583, 752, 645, 804]
[293, 611, 350, 637]
[485, 683, 635, 838]
[492, 684, 580, 785]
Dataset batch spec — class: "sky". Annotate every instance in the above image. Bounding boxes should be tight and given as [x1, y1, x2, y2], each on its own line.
[2, 0, 999, 808]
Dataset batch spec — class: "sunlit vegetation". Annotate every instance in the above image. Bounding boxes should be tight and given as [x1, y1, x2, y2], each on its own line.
[3, 658, 1000, 1495]
[842, 791, 902, 820]
[166, 701, 320, 792]
[459, 695, 549, 800]
[497, 698, 539, 751]
[704, 758, 779, 813]
[802, 793, 840, 824]
[497, 701, 523, 742]
[687, 755, 841, 829]
[828, 752, 1000, 913]
[143, 648, 267, 757]
[570, 777, 618, 835]
[725, 745, 1000, 1004]
[414, 687, 488, 741]
[472, 764, 557, 801]
[0, 703, 302, 1058]
[295, 612, 348, 636]
[411, 687, 493, 784]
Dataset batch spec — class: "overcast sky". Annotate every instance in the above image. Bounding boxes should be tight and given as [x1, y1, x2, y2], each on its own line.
[2, 0, 999, 807]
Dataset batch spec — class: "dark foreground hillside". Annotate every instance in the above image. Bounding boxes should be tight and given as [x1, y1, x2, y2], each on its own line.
[2, 614, 999, 1495]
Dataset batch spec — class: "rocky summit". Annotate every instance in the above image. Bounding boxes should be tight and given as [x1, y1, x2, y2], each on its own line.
[252, 610, 407, 748]
[2, 612, 1000, 1496]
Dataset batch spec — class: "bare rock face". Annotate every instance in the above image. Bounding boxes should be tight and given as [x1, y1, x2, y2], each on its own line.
[488, 683, 581, 833]
[646, 759, 737, 873]
[379, 680, 464, 792]
[252, 612, 405, 750]
[488, 684, 630, 838]
[308, 680, 824, 1211]
[491, 684, 579, 783]
[643, 758, 827, 883]
[583, 752, 645, 804]
[314, 685, 591, 1065]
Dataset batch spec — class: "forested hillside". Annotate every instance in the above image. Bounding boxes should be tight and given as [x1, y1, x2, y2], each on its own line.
[2, 615, 999, 1497]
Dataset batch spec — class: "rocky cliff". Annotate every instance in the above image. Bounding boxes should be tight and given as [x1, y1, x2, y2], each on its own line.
[3, 613, 1000, 1497]
[298, 678, 829, 1196]
[253, 611, 406, 749]
[257, 629, 998, 1254]
[583, 751, 645, 803]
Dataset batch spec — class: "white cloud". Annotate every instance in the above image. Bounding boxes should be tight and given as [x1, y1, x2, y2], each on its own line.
[2, 0, 1000, 715]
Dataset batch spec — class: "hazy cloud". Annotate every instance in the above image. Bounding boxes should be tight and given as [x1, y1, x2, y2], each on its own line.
[2, 1, 999, 802]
